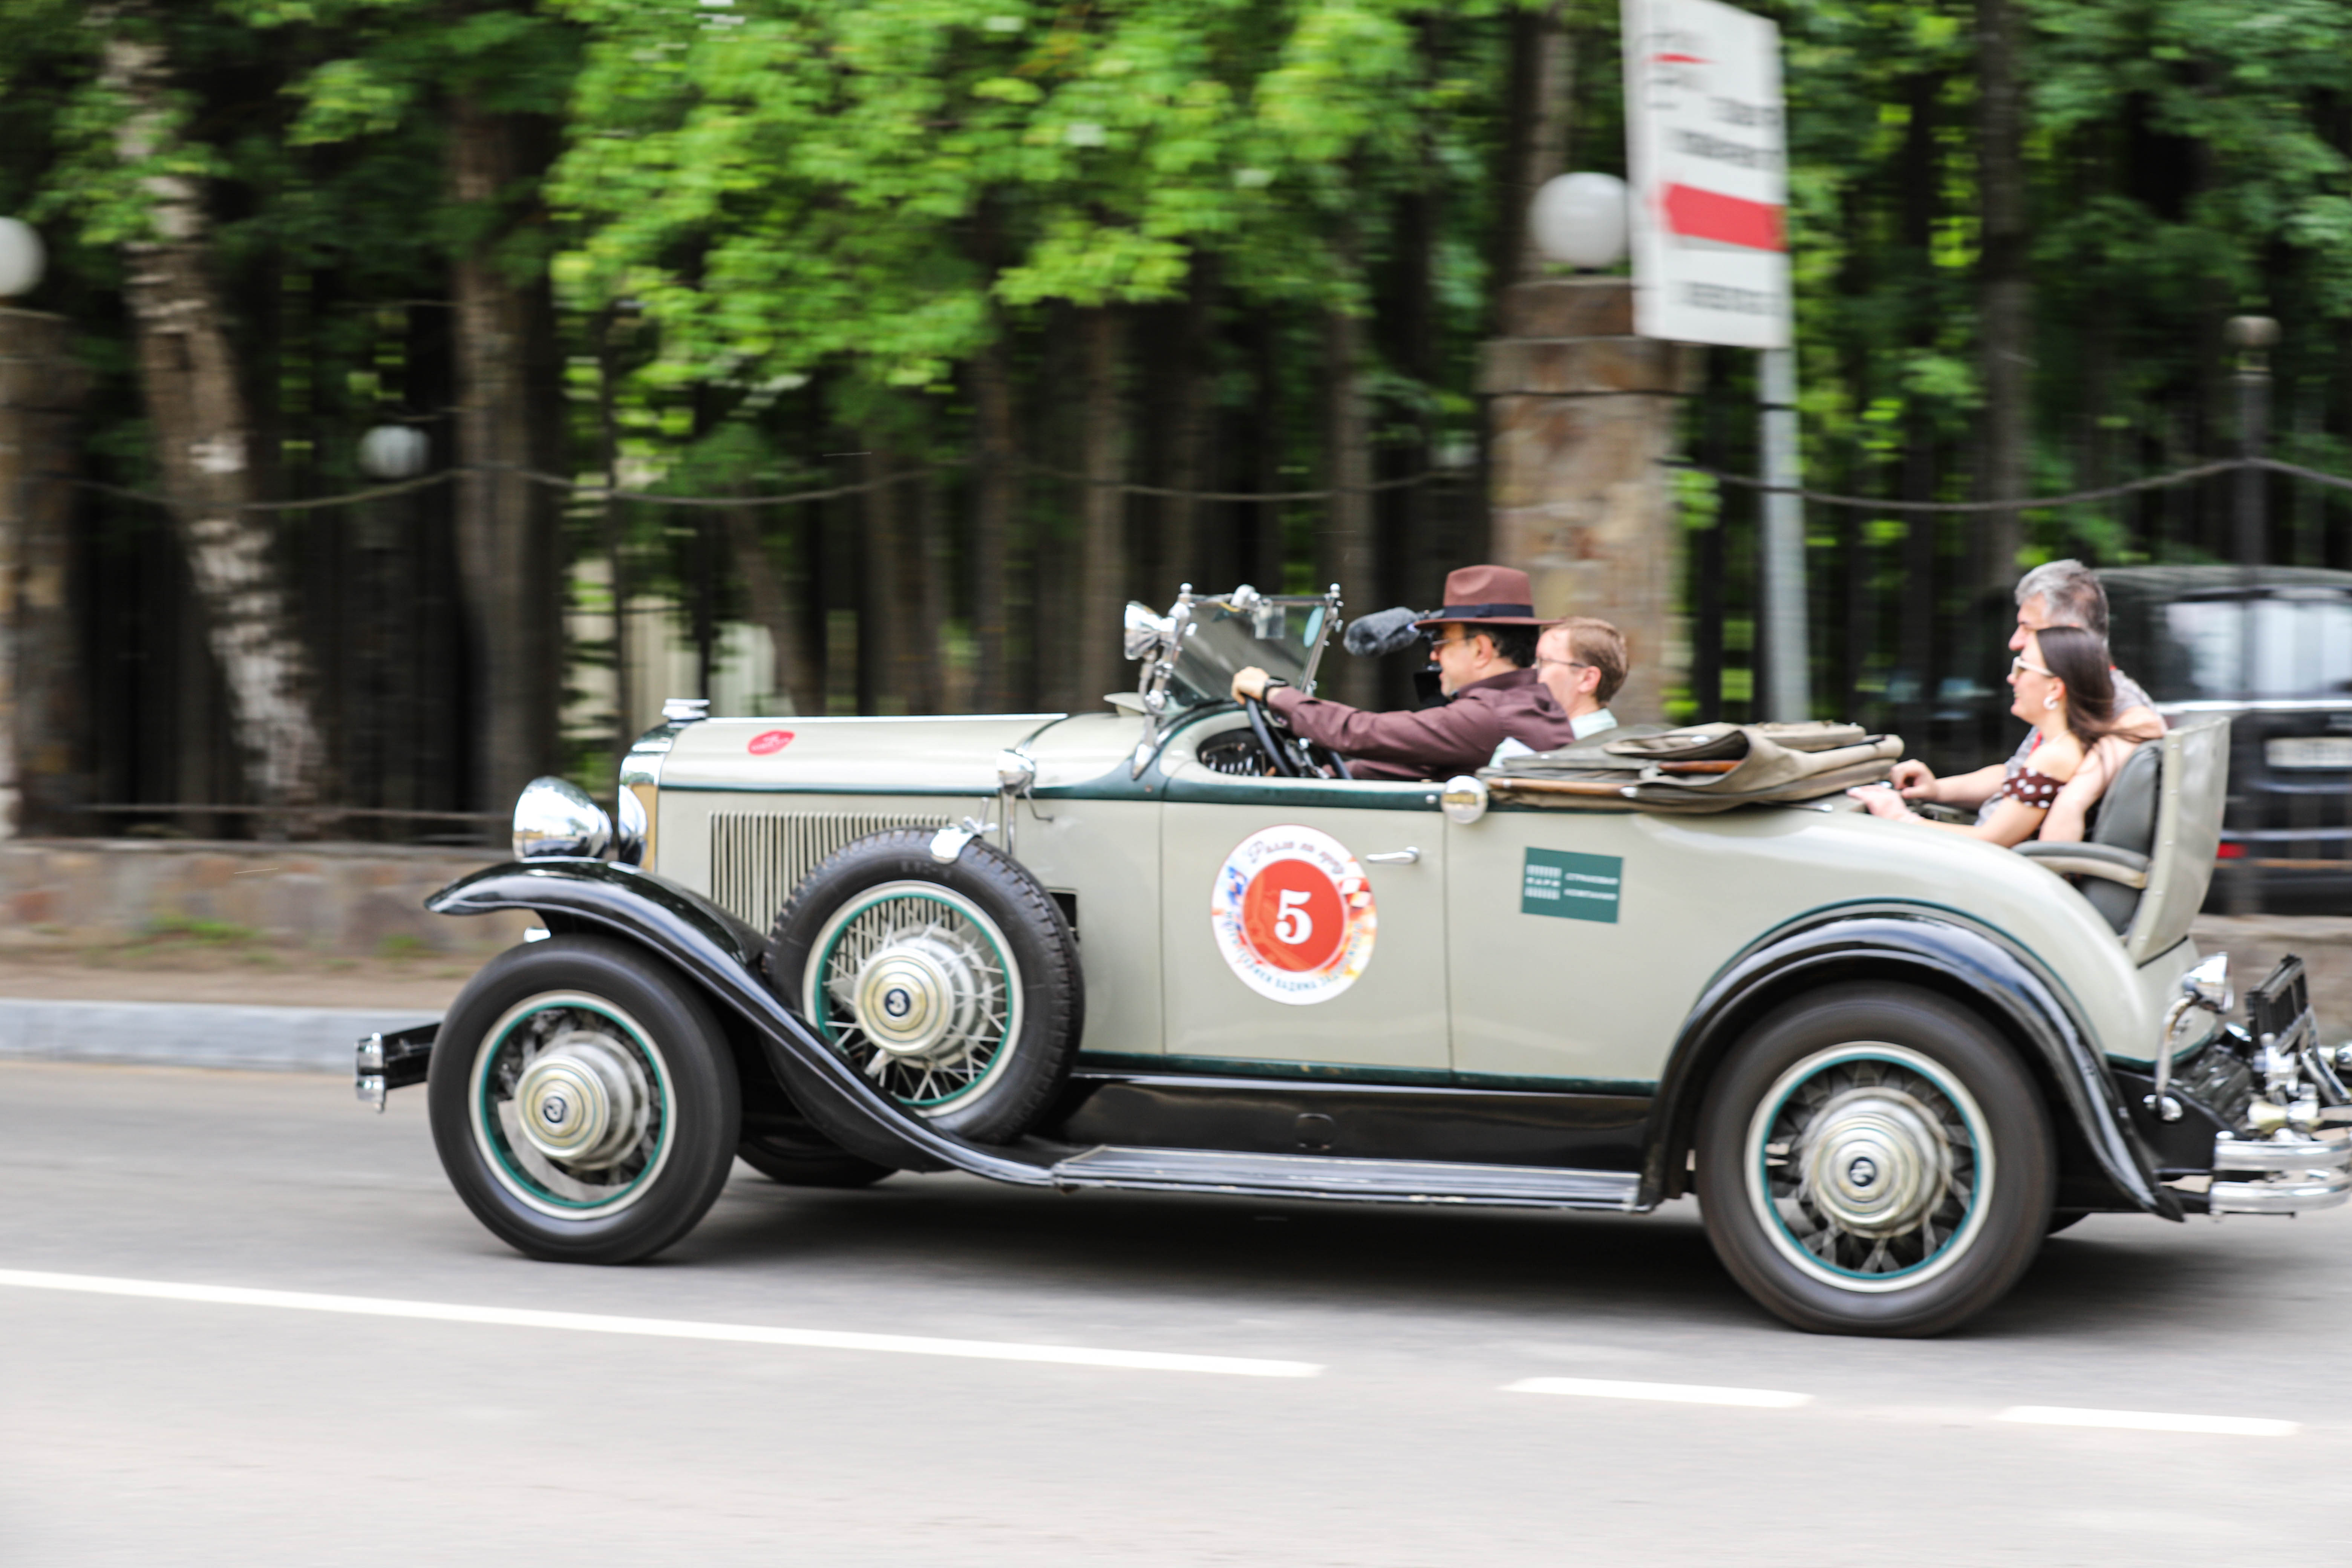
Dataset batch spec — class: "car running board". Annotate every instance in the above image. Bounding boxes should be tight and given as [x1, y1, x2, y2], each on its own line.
[1049, 1145, 1645, 1212]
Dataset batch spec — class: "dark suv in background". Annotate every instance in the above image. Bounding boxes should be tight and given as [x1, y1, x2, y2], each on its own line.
[2101, 566, 2352, 913]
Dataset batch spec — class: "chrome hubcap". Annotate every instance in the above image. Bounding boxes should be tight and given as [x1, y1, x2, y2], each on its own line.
[514, 1030, 650, 1168]
[1747, 1043, 1991, 1291]
[807, 885, 1021, 1112]
[469, 994, 675, 1221]
[851, 934, 988, 1061]
[1799, 1086, 1952, 1238]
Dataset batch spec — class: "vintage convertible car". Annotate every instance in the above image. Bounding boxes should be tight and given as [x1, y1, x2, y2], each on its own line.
[358, 586, 2352, 1336]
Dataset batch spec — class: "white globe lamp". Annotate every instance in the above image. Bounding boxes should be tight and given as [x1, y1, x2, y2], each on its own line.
[357, 424, 430, 480]
[1529, 173, 1629, 271]
[0, 218, 47, 299]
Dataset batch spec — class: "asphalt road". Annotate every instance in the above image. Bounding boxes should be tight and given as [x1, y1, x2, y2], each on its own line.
[5, 1060, 2348, 1566]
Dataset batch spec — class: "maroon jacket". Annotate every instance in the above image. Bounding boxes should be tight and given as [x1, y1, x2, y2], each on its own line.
[1268, 667, 1580, 781]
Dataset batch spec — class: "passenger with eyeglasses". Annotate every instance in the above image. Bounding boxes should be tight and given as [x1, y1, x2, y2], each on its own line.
[1850, 626, 2120, 845]
[1882, 559, 2164, 839]
[1536, 617, 1625, 739]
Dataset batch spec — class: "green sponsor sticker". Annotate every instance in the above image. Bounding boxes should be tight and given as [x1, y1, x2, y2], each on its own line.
[1521, 848, 1622, 923]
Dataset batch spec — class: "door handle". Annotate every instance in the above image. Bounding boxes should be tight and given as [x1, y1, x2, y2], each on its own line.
[1364, 848, 1421, 864]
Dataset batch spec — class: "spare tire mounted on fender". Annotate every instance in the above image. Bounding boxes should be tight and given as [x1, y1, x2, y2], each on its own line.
[768, 829, 1083, 1145]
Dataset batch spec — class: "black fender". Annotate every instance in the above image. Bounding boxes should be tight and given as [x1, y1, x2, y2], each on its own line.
[1642, 905, 2180, 1221]
[426, 861, 1058, 1186]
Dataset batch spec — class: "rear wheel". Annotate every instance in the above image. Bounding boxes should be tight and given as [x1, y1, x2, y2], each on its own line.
[737, 1130, 893, 1189]
[427, 936, 740, 1264]
[1694, 984, 2054, 1337]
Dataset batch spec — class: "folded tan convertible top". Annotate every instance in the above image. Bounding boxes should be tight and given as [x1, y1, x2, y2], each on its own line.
[1485, 721, 1902, 813]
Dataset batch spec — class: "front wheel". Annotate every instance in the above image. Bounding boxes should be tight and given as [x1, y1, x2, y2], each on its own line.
[1694, 984, 2054, 1337]
[427, 935, 741, 1264]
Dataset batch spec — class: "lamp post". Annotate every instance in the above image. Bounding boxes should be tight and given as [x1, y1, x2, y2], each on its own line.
[357, 424, 430, 481]
[0, 219, 45, 300]
[1528, 173, 1629, 271]
[2225, 315, 2276, 917]
[2227, 315, 2276, 573]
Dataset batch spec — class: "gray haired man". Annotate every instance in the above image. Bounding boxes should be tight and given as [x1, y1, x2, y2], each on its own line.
[1891, 559, 2165, 820]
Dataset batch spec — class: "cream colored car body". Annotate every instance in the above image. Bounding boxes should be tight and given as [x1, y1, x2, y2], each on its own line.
[634, 704, 2196, 1090]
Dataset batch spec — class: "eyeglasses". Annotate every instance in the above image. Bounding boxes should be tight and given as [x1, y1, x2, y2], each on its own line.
[1536, 657, 1591, 672]
[2010, 656, 2055, 678]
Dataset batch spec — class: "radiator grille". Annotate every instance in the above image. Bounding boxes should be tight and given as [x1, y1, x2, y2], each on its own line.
[707, 810, 953, 929]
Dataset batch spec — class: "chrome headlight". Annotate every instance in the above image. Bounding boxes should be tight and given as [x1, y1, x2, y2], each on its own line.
[612, 787, 647, 866]
[513, 777, 612, 861]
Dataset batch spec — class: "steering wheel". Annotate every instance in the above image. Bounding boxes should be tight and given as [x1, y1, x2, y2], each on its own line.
[1243, 694, 1353, 781]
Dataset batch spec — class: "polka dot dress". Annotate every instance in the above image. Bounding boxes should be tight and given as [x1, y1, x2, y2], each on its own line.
[1995, 768, 2062, 810]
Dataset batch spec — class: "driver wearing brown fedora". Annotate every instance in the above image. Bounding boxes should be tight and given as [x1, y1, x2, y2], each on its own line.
[1228, 565, 1579, 781]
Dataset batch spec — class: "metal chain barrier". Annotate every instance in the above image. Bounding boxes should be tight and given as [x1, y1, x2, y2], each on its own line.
[1661, 456, 2262, 512]
[76, 451, 2350, 517]
[72, 452, 1460, 514]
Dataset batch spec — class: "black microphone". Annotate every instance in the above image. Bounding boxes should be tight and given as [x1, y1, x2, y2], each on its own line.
[1343, 606, 1426, 658]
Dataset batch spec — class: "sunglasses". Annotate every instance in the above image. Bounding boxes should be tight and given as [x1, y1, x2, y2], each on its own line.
[2009, 656, 2055, 678]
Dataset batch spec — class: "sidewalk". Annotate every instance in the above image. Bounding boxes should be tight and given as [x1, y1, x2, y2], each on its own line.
[0, 948, 462, 1075]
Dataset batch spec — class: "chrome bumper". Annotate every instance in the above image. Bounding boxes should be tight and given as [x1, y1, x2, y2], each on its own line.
[2209, 1132, 2352, 1216]
[354, 1021, 438, 1112]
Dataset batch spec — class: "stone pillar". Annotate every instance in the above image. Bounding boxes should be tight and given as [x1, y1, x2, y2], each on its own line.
[0, 309, 90, 838]
[1481, 279, 1698, 725]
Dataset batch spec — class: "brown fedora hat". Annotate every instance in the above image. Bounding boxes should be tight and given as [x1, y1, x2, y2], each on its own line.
[1413, 564, 1545, 628]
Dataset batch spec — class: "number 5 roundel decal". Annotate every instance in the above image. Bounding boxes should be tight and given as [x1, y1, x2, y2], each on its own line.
[1210, 826, 1377, 1004]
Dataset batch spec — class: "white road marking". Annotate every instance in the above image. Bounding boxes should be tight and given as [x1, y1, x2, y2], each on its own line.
[1505, 1377, 1812, 1409]
[0, 1268, 1321, 1379]
[1999, 1406, 2298, 1437]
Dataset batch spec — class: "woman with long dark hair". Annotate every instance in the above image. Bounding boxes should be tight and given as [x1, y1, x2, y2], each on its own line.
[1851, 626, 2114, 846]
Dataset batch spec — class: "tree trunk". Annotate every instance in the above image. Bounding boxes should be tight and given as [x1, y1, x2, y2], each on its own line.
[1975, 0, 2031, 586]
[1162, 262, 1218, 595]
[449, 92, 557, 818]
[915, 471, 952, 712]
[722, 505, 810, 714]
[1075, 308, 1127, 710]
[971, 330, 1017, 712]
[1320, 306, 1375, 705]
[1252, 309, 1287, 594]
[102, 13, 328, 828]
[860, 444, 906, 713]
[1493, 1, 1572, 300]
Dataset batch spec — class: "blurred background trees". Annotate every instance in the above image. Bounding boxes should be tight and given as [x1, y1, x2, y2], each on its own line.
[1, 0, 2349, 837]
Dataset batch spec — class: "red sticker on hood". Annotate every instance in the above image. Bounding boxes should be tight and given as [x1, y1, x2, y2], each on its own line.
[747, 730, 796, 755]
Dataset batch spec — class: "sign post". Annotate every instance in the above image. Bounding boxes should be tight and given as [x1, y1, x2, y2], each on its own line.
[1621, 0, 1808, 720]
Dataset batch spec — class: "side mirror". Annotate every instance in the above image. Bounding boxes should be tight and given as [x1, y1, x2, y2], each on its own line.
[1441, 775, 1490, 826]
[1123, 602, 1173, 662]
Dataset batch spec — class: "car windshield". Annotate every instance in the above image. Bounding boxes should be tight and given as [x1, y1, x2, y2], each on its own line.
[2156, 593, 2352, 701]
[1166, 591, 1336, 709]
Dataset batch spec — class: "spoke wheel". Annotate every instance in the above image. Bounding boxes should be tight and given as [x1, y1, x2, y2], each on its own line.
[470, 992, 675, 1220]
[1748, 1044, 1989, 1291]
[428, 936, 740, 1265]
[802, 884, 1023, 1114]
[1696, 984, 2053, 1337]
[770, 830, 1081, 1145]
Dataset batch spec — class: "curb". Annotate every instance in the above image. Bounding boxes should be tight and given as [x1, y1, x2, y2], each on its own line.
[0, 999, 439, 1075]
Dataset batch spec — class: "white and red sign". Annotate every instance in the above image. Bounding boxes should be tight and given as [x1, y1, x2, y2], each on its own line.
[1621, 0, 1790, 348]
[746, 729, 796, 755]
[1209, 826, 1377, 1006]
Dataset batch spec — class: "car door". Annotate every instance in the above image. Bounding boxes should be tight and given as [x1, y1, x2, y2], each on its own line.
[1158, 757, 1452, 1074]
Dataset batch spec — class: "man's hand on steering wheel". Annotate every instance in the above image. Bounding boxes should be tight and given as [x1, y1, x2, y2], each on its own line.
[1229, 667, 1350, 780]
[1230, 667, 1275, 704]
